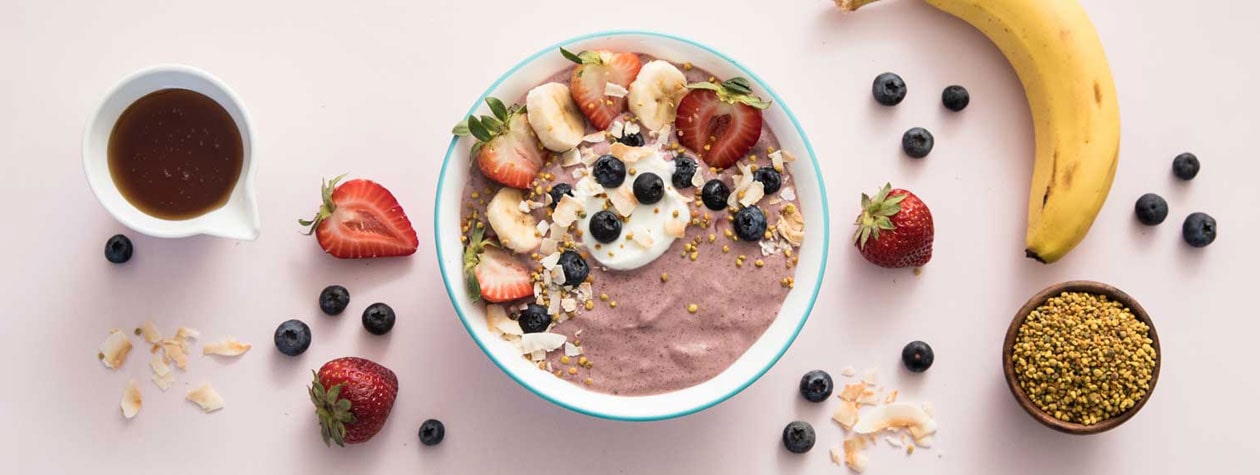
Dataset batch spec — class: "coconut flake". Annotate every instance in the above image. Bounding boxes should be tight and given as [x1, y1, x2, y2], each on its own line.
[576, 176, 603, 195]
[561, 298, 578, 313]
[152, 373, 174, 391]
[856, 387, 880, 406]
[547, 289, 562, 315]
[560, 148, 582, 167]
[564, 342, 583, 357]
[843, 436, 869, 473]
[862, 369, 878, 385]
[631, 228, 655, 248]
[575, 282, 593, 301]
[539, 238, 558, 255]
[203, 339, 251, 356]
[664, 219, 686, 238]
[914, 435, 934, 448]
[770, 150, 786, 172]
[550, 266, 567, 286]
[486, 304, 519, 336]
[780, 186, 796, 202]
[610, 121, 625, 138]
[691, 167, 705, 188]
[175, 327, 200, 341]
[150, 355, 171, 377]
[138, 321, 162, 344]
[885, 436, 905, 448]
[583, 132, 605, 144]
[841, 366, 857, 377]
[99, 330, 133, 370]
[830, 447, 843, 466]
[851, 403, 937, 440]
[739, 181, 765, 208]
[604, 82, 628, 98]
[580, 147, 600, 166]
[607, 186, 638, 217]
[121, 379, 142, 419]
[758, 239, 781, 257]
[839, 383, 866, 402]
[777, 204, 805, 247]
[540, 252, 561, 270]
[885, 389, 899, 404]
[832, 401, 860, 430]
[160, 339, 189, 370]
[520, 332, 566, 354]
[530, 350, 546, 362]
[610, 143, 654, 164]
[186, 383, 224, 412]
[623, 121, 640, 136]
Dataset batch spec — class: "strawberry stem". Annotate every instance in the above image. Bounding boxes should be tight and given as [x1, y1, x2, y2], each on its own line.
[298, 174, 347, 235]
[853, 183, 905, 248]
[309, 370, 356, 447]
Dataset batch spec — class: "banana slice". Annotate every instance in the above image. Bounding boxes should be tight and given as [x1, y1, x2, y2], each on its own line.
[526, 82, 585, 152]
[487, 188, 541, 253]
[628, 60, 688, 132]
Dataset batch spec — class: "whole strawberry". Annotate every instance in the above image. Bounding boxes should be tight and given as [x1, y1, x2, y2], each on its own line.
[309, 357, 399, 446]
[854, 184, 934, 268]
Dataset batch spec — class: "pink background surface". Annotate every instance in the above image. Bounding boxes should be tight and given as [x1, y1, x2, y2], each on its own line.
[2, 0, 1257, 473]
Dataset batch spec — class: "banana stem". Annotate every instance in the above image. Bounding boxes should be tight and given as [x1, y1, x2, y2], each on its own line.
[835, 0, 883, 12]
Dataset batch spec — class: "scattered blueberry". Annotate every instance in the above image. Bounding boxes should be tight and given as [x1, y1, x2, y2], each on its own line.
[942, 85, 970, 112]
[1134, 193, 1169, 226]
[672, 155, 698, 189]
[558, 250, 589, 286]
[633, 173, 665, 205]
[901, 340, 934, 373]
[752, 167, 782, 194]
[872, 72, 907, 106]
[1182, 212, 1217, 248]
[518, 304, 550, 333]
[362, 303, 396, 335]
[902, 127, 934, 159]
[701, 179, 730, 211]
[273, 319, 312, 356]
[733, 206, 767, 241]
[619, 132, 645, 147]
[782, 421, 816, 454]
[104, 234, 133, 264]
[589, 210, 622, 243]
[418, 419, 445, 446]
[799, 370, 834, 403]
[593, 155, 627, 188]
[548, 183, 574, 210]
[319, 285, 350, 316]
[1173, 152, 1200, 181]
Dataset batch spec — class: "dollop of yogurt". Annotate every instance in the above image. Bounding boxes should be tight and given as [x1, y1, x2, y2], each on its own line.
[574, 150, 691, 270]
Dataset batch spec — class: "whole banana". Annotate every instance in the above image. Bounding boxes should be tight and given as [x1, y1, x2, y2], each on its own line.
[839, 0, 1120, 263]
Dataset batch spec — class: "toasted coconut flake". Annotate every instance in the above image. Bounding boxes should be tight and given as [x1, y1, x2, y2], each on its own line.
[841, 366, 857, 377]
[839, 383, 866, 402]
[829, 447, 843, 466]
[885, 435, 905, 448]
[580, 146, 600, 166]
[576, 176, 603, 196]
[186, 383, 224, 412]
[150, 355, 171, 377]
[575, 282, 593, 301]
[631, 228, 655, 248]
[552, 195, 583, 227]
[607, 186, 638, 217]
[520, 332, 566, 354]
[771, 150, 786, 171]
[518, 199, 532, 214]
[540, 252, 561, 270]
[663, 219, 686, 238]
[582, 132, 605, 144]
[547, 289, 562, 315]
[120, 379, 141, 419]
[487, 304, 522, 336]
[610, 121, 625, 138]
[175, 327, 200, 341]
[758, 239, 782, 257]
[856, 387, 879, 406]
[851, 403, 937, 440]
[536, 219, 551, 236]
[843, 436, 869, 473]
[655, 125, 672, 144]
[690, 167, 705, 188]
[138, 321, 162, 344]
[739, 181, 765, 207]
[609, 143, 654, 164]
[914, 435, 933, 448]
[530, 350, 546, 362]
[540, 238, 558, 255]
[203, 339, 251, 356]
[561, 297, 578, 313]
[561, 148, 582, 167]
[832, 401, 860, 430]
[885, 389, 899, 404]
[550, 266, 567, 286]
[861, 369, 878, 385]
[604, 82, 628, 98]
[777, 204, 805, 247]
[564, 342, 583, 357]
[161, 339, 189, 370]
[623, 121, 640, 136]
[99, 330, 133, 370]
[152, 373, 174, 391]
[780, 186, 796, 202]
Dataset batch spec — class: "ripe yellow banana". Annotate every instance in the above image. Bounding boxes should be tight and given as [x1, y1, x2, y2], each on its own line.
[839, 0, 1120, 263]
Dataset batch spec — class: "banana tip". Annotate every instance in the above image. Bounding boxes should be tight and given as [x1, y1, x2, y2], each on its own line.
[1025, 249, 1048, 264]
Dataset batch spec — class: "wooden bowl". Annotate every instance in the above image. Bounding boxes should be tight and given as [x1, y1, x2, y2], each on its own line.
[1002, 280, 1161, 435]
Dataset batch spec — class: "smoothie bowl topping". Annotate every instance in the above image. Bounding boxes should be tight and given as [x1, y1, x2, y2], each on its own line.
[453, 47, 807, 396]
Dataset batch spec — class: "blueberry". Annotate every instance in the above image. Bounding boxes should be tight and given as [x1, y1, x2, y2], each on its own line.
[273, 319, 312, 356]
[588, 210, 622, 243]
[902, 127, 934, 159]
[1182, 212, 1217, 248]
[701, 179, 730, 211]
[901, 341, 934, 373]
[619, 132, 645, 147]
[752, 167, 782, 194]
[872, 72, 907, 106]
[1134, 193, 1169, 226]
[362, 303, 396, 335]
[518, 304, 550, 333]
[733, 206, 767, 241]
[593, 155, 626, 188]
[781, 421, 816, 454]
[942, 85, 970, 111]
[548, 183, 574, 210]
[633, 172, 665, 205]
[799, 370, 833, 403]
[558, 250, 589, 286]
[1173, 152, 1200, 181]
[319, 285, 350, 316]
[104, 234, 133, 264]
[418, 419, 445, 446]
[672, 155, 698, 189]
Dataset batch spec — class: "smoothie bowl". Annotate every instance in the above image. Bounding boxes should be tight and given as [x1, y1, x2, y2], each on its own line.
[435, 31, 828, 420]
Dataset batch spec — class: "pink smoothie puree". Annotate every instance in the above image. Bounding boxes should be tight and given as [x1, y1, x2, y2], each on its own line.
[458, 50, 805, 396]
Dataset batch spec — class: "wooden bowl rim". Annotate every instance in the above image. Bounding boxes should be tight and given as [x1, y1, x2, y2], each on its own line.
[1002, 280, 1161, 435]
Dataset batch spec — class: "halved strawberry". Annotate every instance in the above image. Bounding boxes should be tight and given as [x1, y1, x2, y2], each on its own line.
[561, 48, 642, 130]
[454, 97, 544, 189]
[299, 176, 419, 258]
[462, 226, 532, 303]
[675, 77, 771, 169]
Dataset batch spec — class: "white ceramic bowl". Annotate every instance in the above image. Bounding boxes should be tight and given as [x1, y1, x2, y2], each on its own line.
[83, 64, 260, 240]
[435, 31, 829, 421]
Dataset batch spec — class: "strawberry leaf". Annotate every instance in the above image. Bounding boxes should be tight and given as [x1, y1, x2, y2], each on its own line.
[485, 97, 509, 122]
[723, 77, 754, 96]
[466, 116, 492, 142]
[480, 115, 503, 134]
[559, 46, 583, 64]
[451, 119, 470, 137]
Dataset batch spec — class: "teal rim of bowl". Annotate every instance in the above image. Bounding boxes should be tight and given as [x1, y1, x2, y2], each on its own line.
[434, 29, 830, 421]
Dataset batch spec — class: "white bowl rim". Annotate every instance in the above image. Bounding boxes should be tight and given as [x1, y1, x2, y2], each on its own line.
[434, 30, 830, 421]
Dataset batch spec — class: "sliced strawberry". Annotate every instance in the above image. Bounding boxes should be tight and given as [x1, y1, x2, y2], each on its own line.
[473, 248, 532, 303]
[675, 77, 771, 169]
[456, 98, 544, 189]
[562, 48, 642, 130]
[299, 176, 419, 259]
